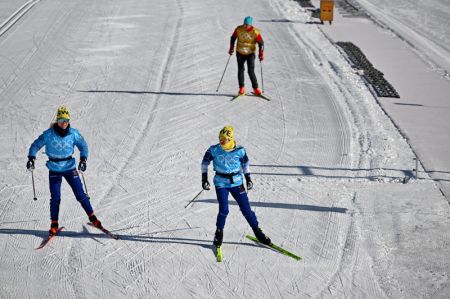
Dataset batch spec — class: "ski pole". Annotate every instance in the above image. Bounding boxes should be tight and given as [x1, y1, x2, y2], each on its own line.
[185, 189, 204, 208]
[216, 55, 232, 92]
[80, 171, 90, 198]
[260, 60, 264, 93]
[31, 169, 37, 201]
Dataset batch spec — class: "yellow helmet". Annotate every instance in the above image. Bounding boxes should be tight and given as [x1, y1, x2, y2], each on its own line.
[56, 106, 70, 120]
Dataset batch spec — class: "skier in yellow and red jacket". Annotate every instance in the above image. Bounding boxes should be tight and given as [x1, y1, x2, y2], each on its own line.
[229, 16, 264, 96]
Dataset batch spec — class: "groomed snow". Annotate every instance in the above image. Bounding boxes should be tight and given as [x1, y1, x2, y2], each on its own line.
[0, 0, 449, 298]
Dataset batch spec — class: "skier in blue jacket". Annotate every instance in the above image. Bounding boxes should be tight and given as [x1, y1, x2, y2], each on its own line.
[201, 126, 271, 247]
[27, 106, 102, 235]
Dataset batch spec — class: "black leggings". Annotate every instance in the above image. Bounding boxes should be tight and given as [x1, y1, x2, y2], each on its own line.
[237, 53, 258, 89]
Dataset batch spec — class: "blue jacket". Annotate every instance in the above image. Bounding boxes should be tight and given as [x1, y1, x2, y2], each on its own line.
[201, 144, 250, 188]
[28, 125, 88, 173]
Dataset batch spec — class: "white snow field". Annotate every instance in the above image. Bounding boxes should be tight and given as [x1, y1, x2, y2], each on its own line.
[355, 0, 450, 76]
[332, 0, 450, 199]
[0, 0, 449, 298]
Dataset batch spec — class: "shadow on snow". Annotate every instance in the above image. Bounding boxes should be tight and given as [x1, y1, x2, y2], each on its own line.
[196, 199, 347, 214]
[250, 164, 450, 182]
[0, 227, 262, 256]
[77, 89, 234, 97]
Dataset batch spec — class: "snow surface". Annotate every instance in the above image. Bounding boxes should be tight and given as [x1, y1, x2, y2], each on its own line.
[317, 0, 450, 200]
[0, 0, 449, 298]
[355, 0, 450, 76]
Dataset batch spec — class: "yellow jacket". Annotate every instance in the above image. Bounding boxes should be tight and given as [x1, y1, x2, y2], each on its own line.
[232, 25, 263, 55]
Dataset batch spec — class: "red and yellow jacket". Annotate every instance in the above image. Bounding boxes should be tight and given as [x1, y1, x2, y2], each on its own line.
[230, 25, 264, 55]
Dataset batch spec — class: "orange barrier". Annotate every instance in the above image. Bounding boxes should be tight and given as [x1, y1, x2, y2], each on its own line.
[320, 0, 334, 24]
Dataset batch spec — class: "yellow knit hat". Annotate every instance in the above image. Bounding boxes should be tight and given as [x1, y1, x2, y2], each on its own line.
[219, 126, 235, 150]
[56, 106, 70, 120]
[219, 126, 234, 141]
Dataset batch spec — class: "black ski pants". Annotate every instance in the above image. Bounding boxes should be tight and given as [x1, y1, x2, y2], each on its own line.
[236, 52, 258, 89]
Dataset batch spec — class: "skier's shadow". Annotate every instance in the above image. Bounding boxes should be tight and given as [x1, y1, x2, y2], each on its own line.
[251, 164, 416, 181]
[251, 164, 450, 182]
[77, 89, 235, 98]
[0, 227, 261, 257]
[195, 199, 348, 214]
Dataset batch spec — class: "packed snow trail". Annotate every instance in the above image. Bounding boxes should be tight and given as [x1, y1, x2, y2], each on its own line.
[0, 0, 449, 298]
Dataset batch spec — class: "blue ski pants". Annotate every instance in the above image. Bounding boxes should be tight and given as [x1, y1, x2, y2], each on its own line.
[215, 185, 258, 230]
[49, 169, 93, 221]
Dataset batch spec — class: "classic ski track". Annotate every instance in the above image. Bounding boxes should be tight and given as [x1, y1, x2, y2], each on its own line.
[272, 81, 287, 164]
[266, 25, 296, 165]
[268, 6, 354, 295]
[97, 0, 183, 208]
[0, 2, 73, 111]
[319, 206, 359, 297]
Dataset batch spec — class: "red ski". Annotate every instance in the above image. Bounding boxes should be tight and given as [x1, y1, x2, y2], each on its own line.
[87, 222, 119, 240]
[36, 227, 64, 250]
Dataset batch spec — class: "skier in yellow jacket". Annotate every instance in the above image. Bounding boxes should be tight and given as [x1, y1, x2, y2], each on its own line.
[229, 16, 264, 96]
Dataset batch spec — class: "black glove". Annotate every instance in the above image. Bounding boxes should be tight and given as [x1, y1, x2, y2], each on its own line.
[202, 173, 210, 190]
[245, 174, 253, 190]
[27, 156, 35, 170]
[228, 45, 234, 55]
[78, 157, 87, 172]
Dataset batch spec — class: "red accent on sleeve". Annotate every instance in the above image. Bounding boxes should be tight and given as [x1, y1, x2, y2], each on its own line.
[232, 29, 238, 37]
[256, 34, 263, 43]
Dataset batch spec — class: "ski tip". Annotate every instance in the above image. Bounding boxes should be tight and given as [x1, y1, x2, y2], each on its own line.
[35, 227, 65, 250]
[246, 235, 302, 261]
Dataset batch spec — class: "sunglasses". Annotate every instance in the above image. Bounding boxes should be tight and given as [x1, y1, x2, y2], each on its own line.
[57, 119, 70, 124]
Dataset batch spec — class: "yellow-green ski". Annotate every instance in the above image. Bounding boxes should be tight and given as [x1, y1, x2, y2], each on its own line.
[216, 246, 223, 262]
[230, 94, 245, 101]
[246, 235, 302, 261]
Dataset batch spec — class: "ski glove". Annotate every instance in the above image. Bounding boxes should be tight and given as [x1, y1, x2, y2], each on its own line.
[202, 173, 210, 190]
[245, 174, 253, 190]
[259, 50, 264, 61]
[27, 156, 35, 170]
[78, 157, 87, 172]
[228, 46, 234, 55]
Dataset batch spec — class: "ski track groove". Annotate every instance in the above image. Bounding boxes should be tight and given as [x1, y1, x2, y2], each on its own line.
[96, 0, 185, 219]
[0, 3, 72, 110]
[272, 81, 287, 164]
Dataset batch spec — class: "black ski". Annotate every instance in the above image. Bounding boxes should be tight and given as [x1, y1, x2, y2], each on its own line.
[250, 92, 271, 101]
[230, 94, 245, 101]
[87, 222, 119, 240]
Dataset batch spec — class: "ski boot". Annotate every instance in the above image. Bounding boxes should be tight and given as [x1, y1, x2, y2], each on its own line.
[252, 227, 271, 245]
[49, 220, 59, 236]
[89, 214, 102, 228]
[213, 228, 223, 247]
[238, 87, 245, 96]
[253, 87, 262, 96]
